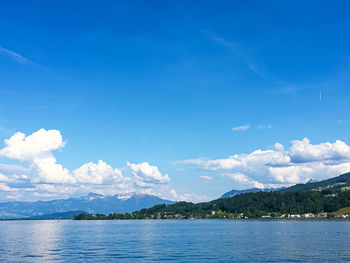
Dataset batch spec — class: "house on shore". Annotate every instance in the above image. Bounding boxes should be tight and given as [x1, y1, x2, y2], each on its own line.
[289, 214, 301, 219]
[301, 213, 315, 219]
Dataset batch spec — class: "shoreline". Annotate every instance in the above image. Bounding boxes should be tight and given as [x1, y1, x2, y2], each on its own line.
[1, 218, 350, 221]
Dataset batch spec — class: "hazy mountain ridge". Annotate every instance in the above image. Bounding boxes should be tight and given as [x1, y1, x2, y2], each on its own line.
[0, 192, 173, 219]
[220, 172, 350, 199]
[221, 187, 285, 198]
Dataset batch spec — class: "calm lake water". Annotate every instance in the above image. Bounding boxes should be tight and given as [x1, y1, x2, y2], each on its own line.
[0, 220, 350, 262]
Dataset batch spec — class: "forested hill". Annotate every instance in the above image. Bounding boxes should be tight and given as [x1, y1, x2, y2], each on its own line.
[280, 172, 350, 193]
[74, 172, 350, 220]
[128, 189, 350, 219]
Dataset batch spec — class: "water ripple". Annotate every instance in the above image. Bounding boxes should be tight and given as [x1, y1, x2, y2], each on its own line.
[0, 220, 350, 262]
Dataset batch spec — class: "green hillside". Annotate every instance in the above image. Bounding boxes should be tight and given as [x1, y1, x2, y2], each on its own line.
[74, 172, 350, 220]
[280, 172, 350, 193]
[331, 206, 350, 216]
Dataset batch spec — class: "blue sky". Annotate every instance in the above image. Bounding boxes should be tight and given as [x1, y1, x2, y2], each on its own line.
[0, 1, 350, 202]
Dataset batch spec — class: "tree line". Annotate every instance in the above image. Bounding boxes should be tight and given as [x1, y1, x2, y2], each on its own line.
[74, 189, 350, 220]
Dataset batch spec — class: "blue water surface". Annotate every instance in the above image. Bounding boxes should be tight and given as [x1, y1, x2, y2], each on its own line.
[0, 220, 350, 262]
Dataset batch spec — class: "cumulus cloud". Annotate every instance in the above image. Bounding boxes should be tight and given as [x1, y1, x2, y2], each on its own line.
[0, 129, 128, 186]
[32, 156, 73, 183]
[169, 189, 209, 203]
[179, 138, 350, 187]
[181, 149, 290, 171]
[73, 160, 125, 185]
[0, 129, 73, 184]
[127, 162, 170, 183]
[0, 129, 175, 202]
[289, 138, 350, 162]
[222, 173, 264, 189]
[232, 125, 250, 131]
[274, 143, 284, 152]
[0, 129, 65, 161]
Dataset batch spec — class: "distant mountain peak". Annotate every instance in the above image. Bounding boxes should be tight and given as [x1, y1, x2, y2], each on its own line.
[80, 192, 104, 200]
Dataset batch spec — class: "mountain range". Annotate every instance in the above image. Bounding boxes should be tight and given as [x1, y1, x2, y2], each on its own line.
[0, 192, 173, 219]
[2, 172, 350, 219]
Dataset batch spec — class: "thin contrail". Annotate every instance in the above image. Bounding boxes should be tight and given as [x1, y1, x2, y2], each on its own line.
[0, 45, 64, 78]
[0, 46, 31, 64]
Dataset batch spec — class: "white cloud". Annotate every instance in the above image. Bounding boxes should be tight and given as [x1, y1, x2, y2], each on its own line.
[0, 183, 16, 192]
[0, 129, 73, 184]
[0, 164, 30, 175]
[6, 194, 21, 200]
[269, 161, 350, 184]
[0, 173, 10, 182]
[274, 143, 284, 152]
[127, 162, 170, 183]
[222, 172, 264, 189]
[33, 192, 59, 198]
[0, 129, 65, 161]
[182, 149, 290, 171]
[199, 175, 213, 181]
[169, 189, 209, 203]
[179, 138, 350, 187]
[0, 129, 174, 202]
[73, 160, 125, 185]
[35, 184, 76, 194]
[289, 138, 350, 162]
[0, 129, 132, 186]
[268, 165, 314, 184]
[32, 156, 73, 183]
[232, 125, 250, 131]
[134, 180, 155, 188]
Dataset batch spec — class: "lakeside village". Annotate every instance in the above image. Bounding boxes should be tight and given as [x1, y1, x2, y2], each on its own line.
[140, 211, 350, 219]
[74, 174, 350, 221]
[74, 210, 350, 220]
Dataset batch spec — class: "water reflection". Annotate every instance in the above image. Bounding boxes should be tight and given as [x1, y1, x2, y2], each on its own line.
[0, 220, 350, 262]
[0, 220, 62, 262]
[26, 220, 62, 260]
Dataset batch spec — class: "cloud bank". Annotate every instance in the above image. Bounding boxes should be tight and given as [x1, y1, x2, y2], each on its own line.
[1, 129, 349, 202]
[0, 129, 200, 202]
[179, 138, 350, 188]
[127, 162, 170, 184]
